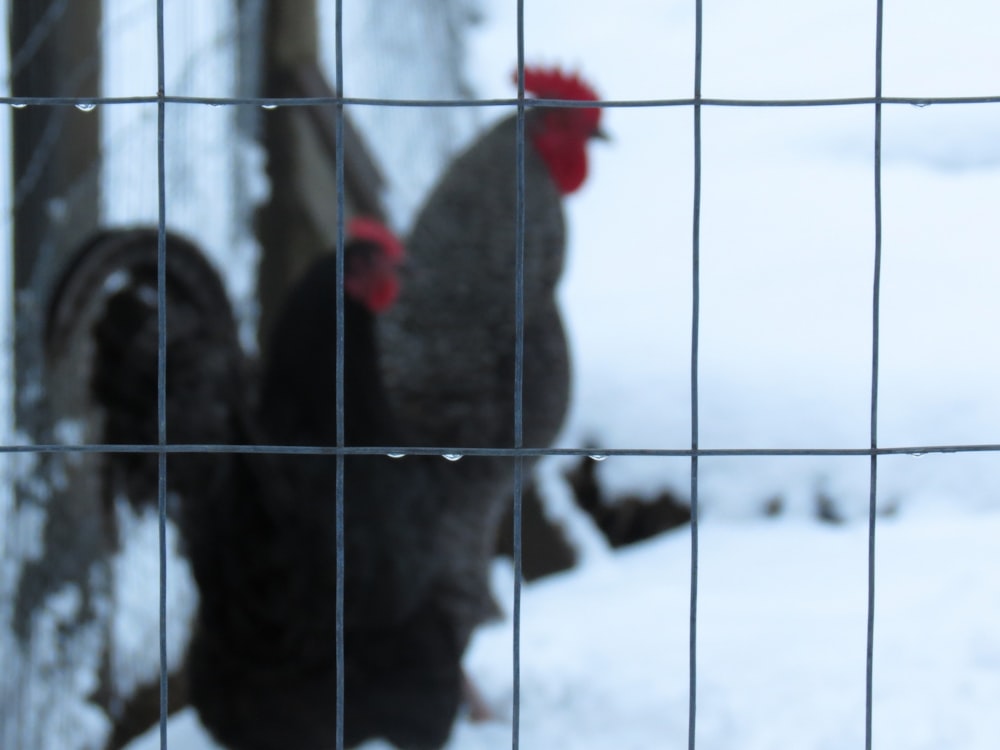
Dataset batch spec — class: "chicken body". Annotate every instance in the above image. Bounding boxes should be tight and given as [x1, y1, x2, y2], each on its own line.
[376, 67, 604, 627]
[46, 227, 468, 750]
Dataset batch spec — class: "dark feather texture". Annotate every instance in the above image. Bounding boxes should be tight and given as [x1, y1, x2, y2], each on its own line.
[45, 227, 469, 749]
[376, 68, 604, 631]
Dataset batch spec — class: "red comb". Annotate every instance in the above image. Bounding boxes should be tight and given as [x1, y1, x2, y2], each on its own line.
[346, 216, 404, 262]
[513, 66, 600, 103]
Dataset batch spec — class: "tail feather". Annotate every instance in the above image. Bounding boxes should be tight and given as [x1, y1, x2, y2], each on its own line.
[45, 227, 252, 505]
[46, 228, 238, 363]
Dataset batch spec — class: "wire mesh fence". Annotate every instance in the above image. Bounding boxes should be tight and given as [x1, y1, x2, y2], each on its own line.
[2, 1, 1000, 749]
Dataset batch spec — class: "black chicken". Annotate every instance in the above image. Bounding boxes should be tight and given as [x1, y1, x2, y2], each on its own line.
[45, 223, 475, 749]
[376, 65, 606, 612]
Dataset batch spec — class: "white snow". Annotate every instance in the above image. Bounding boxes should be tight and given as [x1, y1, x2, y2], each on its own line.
[124, 510, 1000, 750]
[109, 499, 198, 704]
[7, 0, 1000, 749]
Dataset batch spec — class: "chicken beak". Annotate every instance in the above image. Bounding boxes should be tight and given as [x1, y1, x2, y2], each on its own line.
[591, 126, 611, 142]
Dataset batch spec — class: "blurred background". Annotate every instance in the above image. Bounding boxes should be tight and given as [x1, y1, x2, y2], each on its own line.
[1, 1, 999, 748]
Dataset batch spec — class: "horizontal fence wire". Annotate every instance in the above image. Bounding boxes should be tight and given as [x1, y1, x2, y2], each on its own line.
[1, 443, 999, 457]
[3, 94, 1000, 108]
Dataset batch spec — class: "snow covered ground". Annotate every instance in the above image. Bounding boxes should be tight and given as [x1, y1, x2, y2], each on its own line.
[126, 509, 1000, 750]
[7, 0, 1000, 748]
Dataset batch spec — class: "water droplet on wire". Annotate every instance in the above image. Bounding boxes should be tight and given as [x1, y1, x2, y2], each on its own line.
[75, 102, 97, 112]
[261, 103, 279, 110]
[386, 452, 405, 459]
[588, 454, 608, 462]
[442, 453, 463, 462]
[11, 102, 27, 109]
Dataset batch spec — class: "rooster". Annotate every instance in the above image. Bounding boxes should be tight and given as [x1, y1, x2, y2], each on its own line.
[45, 224, 469, 749]
[376, 64, 606, 611]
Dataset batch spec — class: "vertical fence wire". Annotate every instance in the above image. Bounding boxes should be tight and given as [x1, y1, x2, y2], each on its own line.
[865, 1, 886, 748]
[154, 0, 169, 748]
[688, 0, 703, 747]
[333, 1, 348, 748]
[510, 2, 527, 748]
